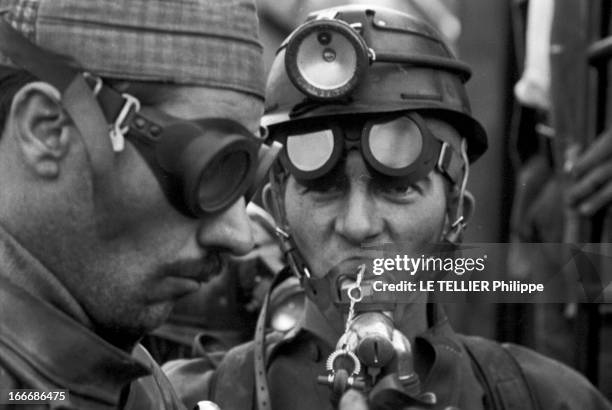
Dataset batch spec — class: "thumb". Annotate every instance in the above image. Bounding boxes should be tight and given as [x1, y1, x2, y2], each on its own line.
[338, 389, 369, 410]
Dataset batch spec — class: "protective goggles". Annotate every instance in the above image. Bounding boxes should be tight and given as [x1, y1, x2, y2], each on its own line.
[124, 105, 280, 216]
[276, 112, 463, 185]
[0, 19, 281, 216]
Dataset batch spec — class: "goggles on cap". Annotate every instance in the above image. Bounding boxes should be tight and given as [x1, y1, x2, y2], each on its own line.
[276, 112, 463, 186]
[0, 18, 281, 216]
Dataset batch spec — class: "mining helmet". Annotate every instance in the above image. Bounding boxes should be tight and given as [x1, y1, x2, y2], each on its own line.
[263, 5, 487, 162]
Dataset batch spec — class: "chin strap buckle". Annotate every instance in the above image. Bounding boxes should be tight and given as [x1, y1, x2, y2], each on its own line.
[445, 215, 466, 244]
[275, 226, 312, 279]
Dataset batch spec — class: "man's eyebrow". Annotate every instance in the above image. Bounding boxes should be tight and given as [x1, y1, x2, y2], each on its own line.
[371, 172, 433, 188]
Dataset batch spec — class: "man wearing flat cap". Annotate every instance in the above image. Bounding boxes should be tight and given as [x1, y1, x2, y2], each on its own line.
[0, 0, 272, 408]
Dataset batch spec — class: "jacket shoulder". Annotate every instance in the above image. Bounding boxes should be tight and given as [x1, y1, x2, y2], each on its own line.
[125, 345, 186, 410]
[163, 341, 256, 410]
[0, 362, 21, 389]
[505, 343, 612, 410]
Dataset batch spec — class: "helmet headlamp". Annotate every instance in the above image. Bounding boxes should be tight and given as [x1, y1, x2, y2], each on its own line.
[283, 14, 471, 102]
[285, 18, 369, 100]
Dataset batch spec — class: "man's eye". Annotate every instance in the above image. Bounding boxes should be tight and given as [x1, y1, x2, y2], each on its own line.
[384, 184, 415, 194]
[310, 184, 340, 194]
[377, 181, 420, 200]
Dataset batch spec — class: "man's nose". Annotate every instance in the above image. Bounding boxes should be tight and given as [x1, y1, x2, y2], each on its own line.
[334, 187, 382, 244]
[197, 197, 254, 256]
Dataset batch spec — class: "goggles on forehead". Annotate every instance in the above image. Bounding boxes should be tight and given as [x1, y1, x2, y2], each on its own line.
[0, 19, 281, 216]
[276, 112, 464, 185]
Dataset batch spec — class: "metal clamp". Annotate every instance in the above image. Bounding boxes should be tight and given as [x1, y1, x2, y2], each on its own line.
[450, 215, 465, 229]
[82, 72, 103, 96]
[109, 93, 140, 152]
[347, 283, 363, 303]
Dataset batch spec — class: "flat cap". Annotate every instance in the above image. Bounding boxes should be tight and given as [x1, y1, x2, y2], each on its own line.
[0, 0, 266, 99]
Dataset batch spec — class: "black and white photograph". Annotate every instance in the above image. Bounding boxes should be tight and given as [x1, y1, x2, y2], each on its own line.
[0, 0, 610, 409]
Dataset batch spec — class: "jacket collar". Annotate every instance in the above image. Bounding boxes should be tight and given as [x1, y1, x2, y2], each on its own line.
[0, 224, 151, 406]
[0, 223, 91, 325]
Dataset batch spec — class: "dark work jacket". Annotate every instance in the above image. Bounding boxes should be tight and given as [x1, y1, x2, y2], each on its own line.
[0, 225, 185, 410]
[165, 296, 612, 410]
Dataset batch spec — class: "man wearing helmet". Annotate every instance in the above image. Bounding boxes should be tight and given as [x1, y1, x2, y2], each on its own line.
[166, 6, 611, 410]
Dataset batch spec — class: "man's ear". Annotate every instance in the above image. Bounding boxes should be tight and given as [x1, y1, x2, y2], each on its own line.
[8, 81, 72, 178]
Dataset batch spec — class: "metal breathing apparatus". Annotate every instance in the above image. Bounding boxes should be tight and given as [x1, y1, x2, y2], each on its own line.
[0, 17, 281, 217]
[317, 265, 438, 408]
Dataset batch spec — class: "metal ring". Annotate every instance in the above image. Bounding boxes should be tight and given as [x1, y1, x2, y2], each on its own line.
[347, 285, 363, 303]
[325, 349, 361, 376]
[82, 72, 102, 96]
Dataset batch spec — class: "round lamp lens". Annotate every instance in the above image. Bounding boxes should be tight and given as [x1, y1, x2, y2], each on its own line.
[296, 29, 357, 91]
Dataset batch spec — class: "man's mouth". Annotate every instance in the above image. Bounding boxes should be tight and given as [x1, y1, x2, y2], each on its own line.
[327, 258, 376, 282]
[169, 252, 227, 283]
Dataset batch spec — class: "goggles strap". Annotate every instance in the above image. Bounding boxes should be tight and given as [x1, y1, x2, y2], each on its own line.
[436, 142, 463, 186]
[0, 18, 141, 155]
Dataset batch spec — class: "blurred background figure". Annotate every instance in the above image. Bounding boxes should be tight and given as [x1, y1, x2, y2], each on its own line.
[507, 0, 612, 399]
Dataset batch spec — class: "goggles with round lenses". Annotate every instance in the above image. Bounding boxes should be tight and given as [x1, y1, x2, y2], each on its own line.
[0, 19, 281, 217]
[278, 112, 463, 186]
[126, 107, 280, 216]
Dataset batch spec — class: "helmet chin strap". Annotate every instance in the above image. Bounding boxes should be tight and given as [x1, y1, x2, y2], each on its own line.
[268, 166, 311, 280]
[442, 138, 470, 244]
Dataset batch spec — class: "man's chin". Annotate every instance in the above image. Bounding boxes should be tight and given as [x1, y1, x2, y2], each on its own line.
[139, 302, 176, 334]
[98, 302, 175, 350]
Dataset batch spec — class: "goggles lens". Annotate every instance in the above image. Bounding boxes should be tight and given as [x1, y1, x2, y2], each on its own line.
[197, 150, 251, 211]
[279, 113, 442, 183]
[286, 129, 335, 172]
[368, 116, 423, 169]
